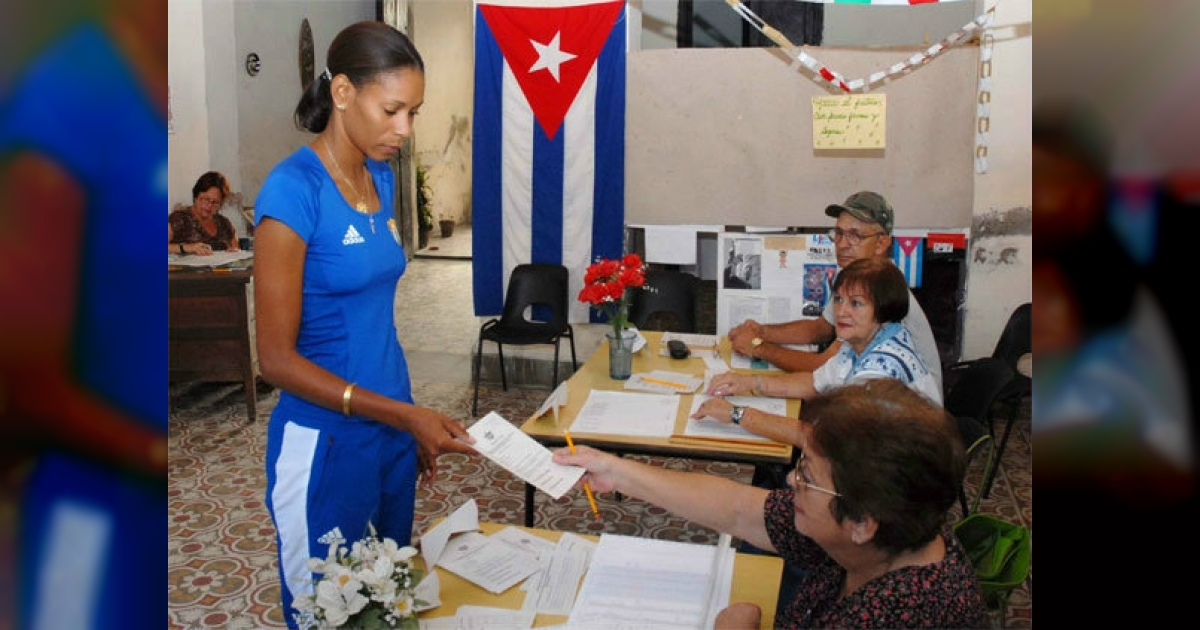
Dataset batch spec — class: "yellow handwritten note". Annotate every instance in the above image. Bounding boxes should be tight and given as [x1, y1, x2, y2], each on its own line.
[812, 94, 886, 149]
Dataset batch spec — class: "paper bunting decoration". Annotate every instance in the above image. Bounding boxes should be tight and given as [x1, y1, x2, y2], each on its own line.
[785, 0, 972, 4]
[723, 0, 991, 94]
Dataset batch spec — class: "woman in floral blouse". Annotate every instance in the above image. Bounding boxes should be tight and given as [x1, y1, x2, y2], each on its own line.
[168, 170, 239, 254]
[554, 378, 989, 629]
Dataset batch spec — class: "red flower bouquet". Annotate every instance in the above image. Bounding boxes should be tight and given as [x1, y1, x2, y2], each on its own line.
[577, 253, 647, 340]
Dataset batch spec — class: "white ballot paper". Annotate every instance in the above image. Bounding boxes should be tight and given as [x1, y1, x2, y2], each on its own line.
[467, 412, 585, 499]
[449, 605, 536, 629]
[685, 395, 789, 442]
[526, 532, 596, 616]
[412, 571, 441, 612]
[568, 533, 734, 629]
[531, 380, 570, 426]
[420, 499, 480, 569]
[437, 531, 541, 595]
[569, 390, 679, 438]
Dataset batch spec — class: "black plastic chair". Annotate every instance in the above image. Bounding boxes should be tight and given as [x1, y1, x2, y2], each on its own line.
[986, 303, 1031, 496]
[628, 269, 697, 333]
[472, 264, 577, 416]
[943, 357, 1014, 517]
[947, 303, 1031, 498]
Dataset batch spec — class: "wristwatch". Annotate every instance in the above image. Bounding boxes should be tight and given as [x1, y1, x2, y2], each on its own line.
[750, 337, 764, 357]
[729, 405, 746, 425]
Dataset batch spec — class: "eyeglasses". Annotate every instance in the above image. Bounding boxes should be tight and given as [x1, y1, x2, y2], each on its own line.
[794, 451, 841, 498]
[828, 227, 885, 246]
[196, 196, 223, 207]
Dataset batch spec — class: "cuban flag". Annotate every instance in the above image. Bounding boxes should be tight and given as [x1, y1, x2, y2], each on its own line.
[473, 0, 627, 322]
[892, 235, 924, 288]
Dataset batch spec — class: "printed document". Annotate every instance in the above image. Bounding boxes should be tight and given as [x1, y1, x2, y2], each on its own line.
[420, 499, 480, 568]
[436, 531, 541, 595]
[685, 395, 789, 442]
[568, 390, 679, 438]
[568, 533, 734, 629]
[468, 412, 585, 499]
[167, 250, 253, 268]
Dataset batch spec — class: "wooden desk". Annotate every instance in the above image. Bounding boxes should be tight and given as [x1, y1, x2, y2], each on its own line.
[520, 331, 797, 525]
[421, 521, 783, 629]
[168, 268, 257, 421]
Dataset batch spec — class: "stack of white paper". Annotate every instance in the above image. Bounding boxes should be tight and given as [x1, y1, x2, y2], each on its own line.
[567, 533, 733, 629]
[685, 395, 788, 442]
[569, 391, 679, 438]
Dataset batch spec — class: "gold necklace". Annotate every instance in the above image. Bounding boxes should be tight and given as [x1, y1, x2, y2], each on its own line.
[322, 135, 375, 233]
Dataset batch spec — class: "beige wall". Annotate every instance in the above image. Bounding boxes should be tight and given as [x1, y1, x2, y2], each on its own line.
[411, 0, 475, 226]
[961, 0, 1032, 359]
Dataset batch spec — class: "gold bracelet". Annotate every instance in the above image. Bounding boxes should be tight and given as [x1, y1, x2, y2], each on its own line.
[342, 382, 357, 416]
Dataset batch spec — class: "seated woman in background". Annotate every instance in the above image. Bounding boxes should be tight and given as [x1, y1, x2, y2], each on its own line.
[695, 257, 941, 444]
[555, 379, 989, 629]
[168, 170, 239, 255]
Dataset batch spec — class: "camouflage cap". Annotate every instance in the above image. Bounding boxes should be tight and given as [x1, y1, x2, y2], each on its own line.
[824, 191, 894, 234]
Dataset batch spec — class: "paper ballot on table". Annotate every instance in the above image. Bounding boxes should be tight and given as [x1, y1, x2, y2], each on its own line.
[167, 249, 254, 268]
[467, 412, 585, 499]
[685, 395, 788, 442]
[569, 390, 679, 438]
[532, 380, 570, 425]
[420, 499, 480, 569]
[568, 533, 734, 629]
[412, 571, 441, 612]
[437, 531, 541, 595]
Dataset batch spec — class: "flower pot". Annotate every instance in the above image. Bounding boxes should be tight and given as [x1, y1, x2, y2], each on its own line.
[606, 329, 637, 380]
[418, 227, 430, 250]
[439, 219, 456, 238]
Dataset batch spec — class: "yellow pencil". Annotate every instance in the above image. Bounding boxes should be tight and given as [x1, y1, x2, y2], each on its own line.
[563, 431, 601, 521]
[640, 376, 691, 389]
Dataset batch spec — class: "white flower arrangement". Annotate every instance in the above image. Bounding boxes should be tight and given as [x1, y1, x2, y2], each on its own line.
[293, 525, 426, 630]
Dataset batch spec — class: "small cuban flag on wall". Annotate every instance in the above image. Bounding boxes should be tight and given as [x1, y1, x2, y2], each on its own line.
[473, 0, 627, 322]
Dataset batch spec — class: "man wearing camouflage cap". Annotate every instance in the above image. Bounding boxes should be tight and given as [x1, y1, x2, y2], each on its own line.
[729, 190, 943, 394]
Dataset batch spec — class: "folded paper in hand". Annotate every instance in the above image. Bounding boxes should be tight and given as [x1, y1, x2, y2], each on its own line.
[467, 412, 585, 499]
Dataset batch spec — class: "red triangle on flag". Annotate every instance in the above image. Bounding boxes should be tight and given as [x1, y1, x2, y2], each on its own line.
[480, 1, 624, 140]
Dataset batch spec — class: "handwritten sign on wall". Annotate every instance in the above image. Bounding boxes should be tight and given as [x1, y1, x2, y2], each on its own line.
[812, 94, 886, 149]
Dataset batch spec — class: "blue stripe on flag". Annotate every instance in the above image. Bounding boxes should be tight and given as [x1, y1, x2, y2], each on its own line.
[472, 7, 504, 316]
[531, 129, 564, 265]
[591, 8, 626, 262]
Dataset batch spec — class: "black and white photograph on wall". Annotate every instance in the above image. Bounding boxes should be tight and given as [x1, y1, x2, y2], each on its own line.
[722, 237, 762, 290]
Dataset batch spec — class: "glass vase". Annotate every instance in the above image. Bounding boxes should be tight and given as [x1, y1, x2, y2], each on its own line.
[607, 329, 637, 380]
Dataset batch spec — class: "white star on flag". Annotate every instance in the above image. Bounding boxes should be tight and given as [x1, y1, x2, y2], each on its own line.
[528, 31, 576, 82]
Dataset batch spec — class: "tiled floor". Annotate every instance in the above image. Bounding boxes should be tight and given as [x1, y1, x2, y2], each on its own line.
[416, 222, 472, 259]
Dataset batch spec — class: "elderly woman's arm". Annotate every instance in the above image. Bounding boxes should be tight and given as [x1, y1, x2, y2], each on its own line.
[706, 370, 819, 401]
[552, 445, 776, 553]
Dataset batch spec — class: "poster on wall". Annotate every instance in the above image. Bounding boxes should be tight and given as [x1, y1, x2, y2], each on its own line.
[716, 233, 836, 349]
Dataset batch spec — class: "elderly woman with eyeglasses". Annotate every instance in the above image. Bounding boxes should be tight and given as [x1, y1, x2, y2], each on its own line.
[168, 170, 239, 255]
[694, 257, 941, 446]
[555, 379, 989, 629]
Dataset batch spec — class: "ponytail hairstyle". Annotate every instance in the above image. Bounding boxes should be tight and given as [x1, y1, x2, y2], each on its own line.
[293, 21, 425, 133]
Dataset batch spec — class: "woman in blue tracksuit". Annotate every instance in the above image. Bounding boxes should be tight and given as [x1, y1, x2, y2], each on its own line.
[253, 22, 476, 628]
